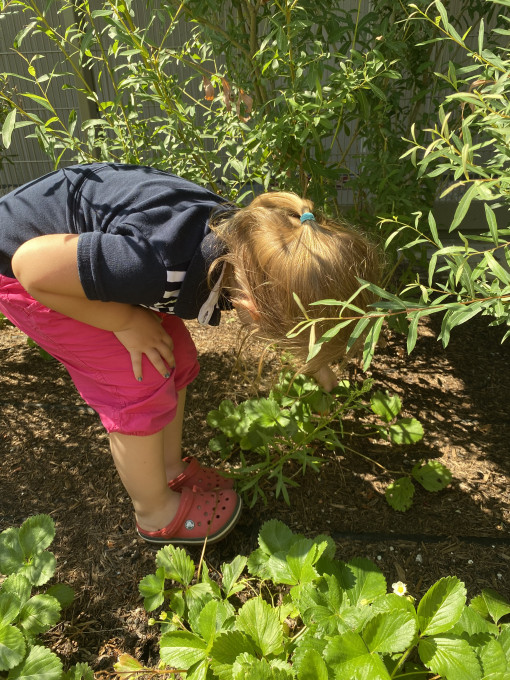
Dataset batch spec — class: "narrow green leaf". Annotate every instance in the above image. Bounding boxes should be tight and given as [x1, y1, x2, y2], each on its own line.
[13, 21, 38, 48]
[2, 109, 16, 149]
[362, 315, 384, 371]
[478, 18, 485, 55]
[19, 92, 55, 113]
[436, 1, 449, 28]
[293, 293, 310, 319]
[346, 316, 371, 353]
[485, 204, 500, 246]
[428, 211, 443, 247]
[368, 81, 387, 101]
[450, 183, 479, 232]
[485, 252, 510, 285]
[461, 143, 470, 176]
[407, 311, 422, 354]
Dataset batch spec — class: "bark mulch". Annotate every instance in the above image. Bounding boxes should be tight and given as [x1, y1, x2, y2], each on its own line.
[0, 311, 508, 673]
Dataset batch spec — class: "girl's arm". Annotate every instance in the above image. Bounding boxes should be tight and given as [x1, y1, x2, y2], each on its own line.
[12, 234, 174, 381]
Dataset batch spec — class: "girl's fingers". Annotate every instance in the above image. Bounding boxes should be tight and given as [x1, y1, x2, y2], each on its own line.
[130, 352, 143, 382]
[137, 347, 175, 380]
[159, 344, 175, 369]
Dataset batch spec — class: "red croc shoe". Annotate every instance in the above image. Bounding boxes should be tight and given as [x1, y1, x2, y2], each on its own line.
[136, 486, 242, 546]
[168, 456, 234, 492]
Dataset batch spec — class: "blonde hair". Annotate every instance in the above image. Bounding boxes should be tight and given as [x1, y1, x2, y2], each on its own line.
[210, 191, 381, 374]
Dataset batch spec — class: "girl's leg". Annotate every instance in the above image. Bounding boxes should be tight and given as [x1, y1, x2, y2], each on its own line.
[109, 425, 242, 544]
[109, 429, 182, 532]
[161, 387, 235, 493]
[162, 387, 188, 482]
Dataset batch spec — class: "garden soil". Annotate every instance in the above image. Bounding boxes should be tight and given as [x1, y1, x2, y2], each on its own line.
[0, 311, 509, 674]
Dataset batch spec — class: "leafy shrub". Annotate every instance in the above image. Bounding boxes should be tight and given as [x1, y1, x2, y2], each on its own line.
[124, 519, 510, 679]
[0, 514, 92, 680]
[206, 368, 450, 512]
[299, 0, 510, 368]
[0, 0, 492, 221]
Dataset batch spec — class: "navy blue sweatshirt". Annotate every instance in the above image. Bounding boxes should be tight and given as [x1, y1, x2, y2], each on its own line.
[0, 163, 231, 324]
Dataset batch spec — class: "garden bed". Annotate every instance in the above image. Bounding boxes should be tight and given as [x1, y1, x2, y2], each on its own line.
[0, 312, 509, 673]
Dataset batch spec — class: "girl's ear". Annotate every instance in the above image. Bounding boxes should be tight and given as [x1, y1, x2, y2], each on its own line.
[233, 295, 260, 322]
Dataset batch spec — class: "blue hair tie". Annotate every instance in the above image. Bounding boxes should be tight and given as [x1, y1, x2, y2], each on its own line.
[300, 212, 315, 223]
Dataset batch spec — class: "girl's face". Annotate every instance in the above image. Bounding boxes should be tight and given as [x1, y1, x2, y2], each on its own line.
[227, 265, 259, 326]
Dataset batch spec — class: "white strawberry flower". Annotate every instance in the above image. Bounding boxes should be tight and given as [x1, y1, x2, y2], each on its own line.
[392, 581, 407, 597]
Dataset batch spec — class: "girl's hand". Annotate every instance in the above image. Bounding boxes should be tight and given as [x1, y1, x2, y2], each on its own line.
[114, 307, 175, 381]
[312, 365, 338, 392]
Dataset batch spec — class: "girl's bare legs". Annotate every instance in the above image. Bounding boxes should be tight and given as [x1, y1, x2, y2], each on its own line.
[109, 387, 209, 532]
[109, 388, 188, 532]
[162, 387, 188, 481]
[109, 429, 181, 532]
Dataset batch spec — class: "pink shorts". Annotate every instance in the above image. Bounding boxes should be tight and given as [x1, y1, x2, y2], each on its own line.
[0, 275, 199, 436]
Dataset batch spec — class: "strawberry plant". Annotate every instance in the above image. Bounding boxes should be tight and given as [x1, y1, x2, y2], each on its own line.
[0, 515, 93, 680]
[125, 519, 510, 679]
[207, 370, 451, 511]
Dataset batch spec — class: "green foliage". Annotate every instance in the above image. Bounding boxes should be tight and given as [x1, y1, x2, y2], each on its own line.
[0, 101, 11, 170]
[131, 519, 510, 679]
[1, 0, 507, 361]
[207, 370, 449, 512]
[0, 515, 93, 680]
[294, 0, 510, 370]
[0, 0, 488, 220]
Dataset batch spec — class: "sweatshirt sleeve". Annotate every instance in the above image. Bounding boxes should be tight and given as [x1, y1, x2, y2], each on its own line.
[77, 227, 167, 306]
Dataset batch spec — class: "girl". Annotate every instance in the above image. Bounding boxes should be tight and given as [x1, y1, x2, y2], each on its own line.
[0, 163, 379, 546]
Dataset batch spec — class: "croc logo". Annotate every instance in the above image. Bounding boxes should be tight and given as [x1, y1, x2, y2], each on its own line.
[184, 519, 195, 530]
